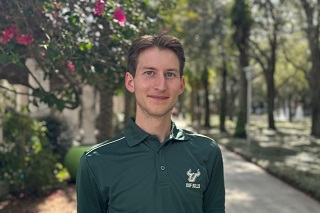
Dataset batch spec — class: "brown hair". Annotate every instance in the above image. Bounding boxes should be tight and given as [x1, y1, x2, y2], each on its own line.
[127, 32, 185, 78]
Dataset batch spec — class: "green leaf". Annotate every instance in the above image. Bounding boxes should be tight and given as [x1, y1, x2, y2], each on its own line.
[79, 42, 93, 51]
[0, 54, 10, 65]
[56, 100, 65, 111]
[16, 61, 25, 68]
[69, 15, 79, 25]
[23, 7, 34, 17]
[79, 42, 85, 51]
[85, 43, 93, 50]
[36, 0, 45, 7]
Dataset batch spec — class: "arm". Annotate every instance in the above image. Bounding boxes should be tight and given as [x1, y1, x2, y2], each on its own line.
[76, 154, 107, 213]
[203, 143, 225, 213]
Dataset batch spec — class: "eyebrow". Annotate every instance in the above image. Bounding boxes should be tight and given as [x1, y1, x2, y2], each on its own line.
[142, 66, 179, 72]
[142, 66, 156, 70]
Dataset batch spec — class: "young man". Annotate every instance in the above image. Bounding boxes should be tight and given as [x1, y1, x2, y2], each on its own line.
[76, 33, 225, 213]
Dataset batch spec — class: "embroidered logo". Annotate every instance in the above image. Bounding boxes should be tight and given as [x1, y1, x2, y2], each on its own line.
[186, 169, 201, 189]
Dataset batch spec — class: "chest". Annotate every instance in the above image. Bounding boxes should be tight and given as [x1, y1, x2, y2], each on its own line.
[97, 144, 210, 212]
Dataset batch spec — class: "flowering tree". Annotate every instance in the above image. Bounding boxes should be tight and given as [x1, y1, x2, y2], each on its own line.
[0, 0, 161, 111]
[0, 0, 168, 141]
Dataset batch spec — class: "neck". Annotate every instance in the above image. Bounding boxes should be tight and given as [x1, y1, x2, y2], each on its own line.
[135, 113, 172, 143]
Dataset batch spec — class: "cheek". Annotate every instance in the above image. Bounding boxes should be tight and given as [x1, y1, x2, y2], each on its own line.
[135, 79, 153, 91]
[132, 83, 147, 95]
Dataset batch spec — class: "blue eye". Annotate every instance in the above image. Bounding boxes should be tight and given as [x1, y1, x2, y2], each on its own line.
[145, 71, 154, 75]
[165, 72, 176, 78]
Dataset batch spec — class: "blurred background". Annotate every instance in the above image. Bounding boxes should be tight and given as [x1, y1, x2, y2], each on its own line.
[0, 0, 319, 212]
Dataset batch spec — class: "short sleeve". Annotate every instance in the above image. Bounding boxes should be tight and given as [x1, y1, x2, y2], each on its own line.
[76, 154, 107, 213]
[203, 143, 225, 213]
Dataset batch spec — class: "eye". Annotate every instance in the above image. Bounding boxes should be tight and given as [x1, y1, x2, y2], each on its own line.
[144, 71, 154, 76]
[165, 72, 176, 78]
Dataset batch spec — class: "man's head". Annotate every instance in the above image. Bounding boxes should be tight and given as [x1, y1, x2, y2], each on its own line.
[127, 32, 185, 78]
[125, 32, 185, 119]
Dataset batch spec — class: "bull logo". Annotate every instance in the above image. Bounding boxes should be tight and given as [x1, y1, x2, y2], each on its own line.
[186, 169, 201, 182]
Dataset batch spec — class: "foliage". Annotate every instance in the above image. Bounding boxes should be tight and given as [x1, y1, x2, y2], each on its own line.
[276, 33, 309, 104]
[40, 115, 74, 162]
[230, 0, 252, 48]
[0, 110, 69, 197]
[64, 145, 92, 182]
[0, 0, 162, 111]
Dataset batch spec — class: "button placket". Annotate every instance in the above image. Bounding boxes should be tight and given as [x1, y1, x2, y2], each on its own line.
[156, 147, 169, 184]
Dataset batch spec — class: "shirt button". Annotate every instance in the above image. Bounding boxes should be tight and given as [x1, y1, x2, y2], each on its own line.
[160, 166, 165, 171]
[158, 150, 162, 155]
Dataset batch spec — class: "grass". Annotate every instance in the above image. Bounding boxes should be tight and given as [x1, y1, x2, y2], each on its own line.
[195, 115, 320, 202]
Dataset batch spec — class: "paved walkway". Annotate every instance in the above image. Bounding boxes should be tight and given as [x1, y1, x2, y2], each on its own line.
[174, 118, 320, 213]
[223, 146, 320, 213]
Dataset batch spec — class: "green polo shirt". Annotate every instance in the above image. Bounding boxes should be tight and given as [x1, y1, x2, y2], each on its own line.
[76, 118, 225, 213]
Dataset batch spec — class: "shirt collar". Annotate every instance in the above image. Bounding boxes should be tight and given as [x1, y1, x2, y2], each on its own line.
[124, 118, 190, 147]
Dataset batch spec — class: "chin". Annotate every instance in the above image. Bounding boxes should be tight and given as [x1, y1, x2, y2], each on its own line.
[148, 109, 173, 118]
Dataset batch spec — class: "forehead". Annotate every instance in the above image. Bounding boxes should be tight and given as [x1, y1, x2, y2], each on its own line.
[137, 47, 179, 67]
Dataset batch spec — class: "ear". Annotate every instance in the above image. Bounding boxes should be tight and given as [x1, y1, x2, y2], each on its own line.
[179, 76, 185, 95]
[125, 72, 135, 93]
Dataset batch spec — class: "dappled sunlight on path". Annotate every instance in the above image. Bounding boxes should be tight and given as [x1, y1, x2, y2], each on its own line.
[223, 146, 320, 213]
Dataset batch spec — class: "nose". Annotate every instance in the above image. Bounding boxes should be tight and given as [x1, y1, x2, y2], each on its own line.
[154, 75, 167, 91]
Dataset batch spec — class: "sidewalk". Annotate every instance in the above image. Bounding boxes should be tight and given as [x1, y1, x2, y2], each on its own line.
[174, 118, 320, 213]
[223, 146, 320, 213]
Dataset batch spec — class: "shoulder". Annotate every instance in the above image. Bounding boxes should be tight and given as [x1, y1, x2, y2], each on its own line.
[181, 129, 222, 155]
[183, 129, 218, 145]
[85, 132, 126, 156]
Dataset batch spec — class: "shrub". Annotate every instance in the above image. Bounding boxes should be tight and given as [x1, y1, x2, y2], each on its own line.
[64, 145, 92, 182]
[40, 115, 73, 163]
[0, 110, 70, 197]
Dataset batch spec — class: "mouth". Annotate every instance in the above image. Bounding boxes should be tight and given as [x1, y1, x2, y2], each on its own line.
[148, 95, 169, 100]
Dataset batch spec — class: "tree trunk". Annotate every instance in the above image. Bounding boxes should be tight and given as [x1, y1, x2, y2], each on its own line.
[234, 51, 248, 138]
[178, 92, 186, 119]
[309, 53, 320, 137]
[311, 89, 320, 137]
[288, 94, 293, 122]
[220, 62, 227, 132]
[190, 82, 197, 123]
[228, 78, 237, 121]
[202, 67, 211, 128]
[96, 82, 114, 143]
[266, 71, 276, 130]
[231, 0, 252, 138]
[124, 89, 135, 125]
[300, 0, 320, 138]
[195, 92, 202, 128]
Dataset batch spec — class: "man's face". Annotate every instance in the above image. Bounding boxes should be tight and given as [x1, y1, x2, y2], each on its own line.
[125, 47, 185, 118]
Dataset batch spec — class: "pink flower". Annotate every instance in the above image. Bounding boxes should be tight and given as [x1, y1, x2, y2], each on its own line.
[114, 8, 126, 26]
[38, 6, 45, 14]
[55, 3, 61, 10]
[40, 50, 46, 57]
[0, 25, 17, 43]
[67, 61, 75, 72]
[94, 0, 105, 16]
[16, 34, 34, 45]
[19, 193, 25, 198]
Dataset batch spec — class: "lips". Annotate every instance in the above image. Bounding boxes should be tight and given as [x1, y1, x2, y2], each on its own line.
[148, 95, 169, 100]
